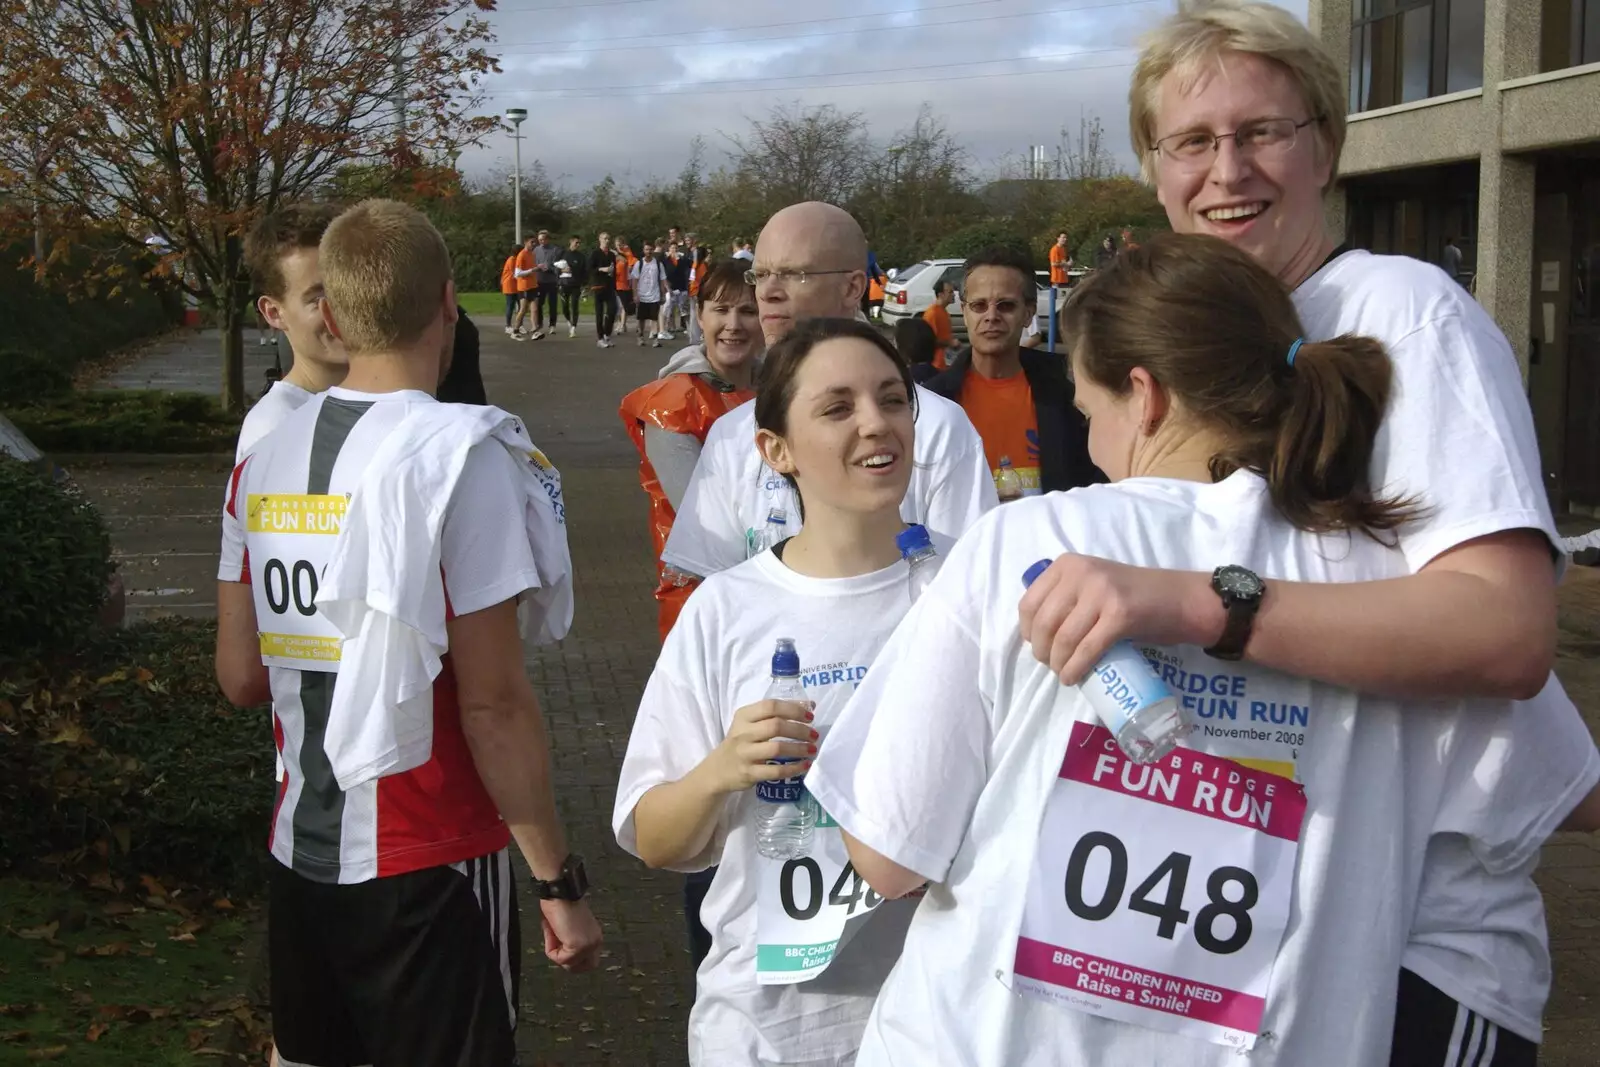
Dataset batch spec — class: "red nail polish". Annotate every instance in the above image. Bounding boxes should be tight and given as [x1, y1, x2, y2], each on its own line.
[810, 728, 820, 740]
[807, 743, 818, 755]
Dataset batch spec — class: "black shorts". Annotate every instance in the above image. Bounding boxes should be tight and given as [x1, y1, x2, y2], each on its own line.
[637, 300, 661, 321]
[269, 851, 520, 1067]
[1390, 968, 1537, 1067]
[617, 290, 636, 314]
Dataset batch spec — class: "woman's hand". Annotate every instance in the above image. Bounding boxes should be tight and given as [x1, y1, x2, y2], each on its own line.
[701, 699, 817, 795]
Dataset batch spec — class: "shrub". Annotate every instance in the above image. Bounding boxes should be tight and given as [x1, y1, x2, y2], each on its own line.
[0, 346, 73, 405]
[3, 390, 241, 453]
[934, 222, 1034, 265]
[0, 618, 275, 890]
[0, 456, 113, 658]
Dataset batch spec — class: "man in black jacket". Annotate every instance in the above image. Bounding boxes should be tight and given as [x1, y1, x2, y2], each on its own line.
[558, 234, 588, 339]
[924, 245, 1101, 495]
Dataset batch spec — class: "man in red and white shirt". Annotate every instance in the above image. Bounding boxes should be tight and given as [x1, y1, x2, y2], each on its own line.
[215, 199, 600, 1067]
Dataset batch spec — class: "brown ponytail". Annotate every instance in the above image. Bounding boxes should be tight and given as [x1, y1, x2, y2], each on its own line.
[1062, 232, 1418, 535]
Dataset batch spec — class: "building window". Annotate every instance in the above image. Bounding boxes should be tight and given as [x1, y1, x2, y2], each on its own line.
[1575, 0, 1600, 66]
[1350, 0, 1485, 113]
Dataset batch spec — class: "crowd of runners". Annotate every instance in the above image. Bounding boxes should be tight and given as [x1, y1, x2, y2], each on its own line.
[215, 2, 1600, 1066]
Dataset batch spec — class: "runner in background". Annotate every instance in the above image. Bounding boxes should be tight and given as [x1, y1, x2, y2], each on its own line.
[806, 234, 1599, 1066]
[558, 234, 587, 340]
[238, 203, 346, 458]
[662, 241, 691, 340]
[866, 270, 885, 321]
[216, 198, 601, 1067]
[511, 235, 536, 340]
[615, 318, 931, 1067]
[615, 239, 637, 337]
[630, 242, 670, 348]
[499, 245, 520, 335]
[1048, 231, 1074, 292]
[618, 257, 761, 643]
[590, 231, 618, 349]
[922, 280, 956, 369]
[925, 246, 1099, 498]
[531, 229, 561, 341]
[686, 233, 708, 345]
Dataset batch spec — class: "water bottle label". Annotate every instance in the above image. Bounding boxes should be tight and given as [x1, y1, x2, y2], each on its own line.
[1084, 643, 1173, 734]
[756, 759, 805, 803]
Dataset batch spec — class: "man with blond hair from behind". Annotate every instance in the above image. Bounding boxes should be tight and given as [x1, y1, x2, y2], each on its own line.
[215, 199, 601, 1067]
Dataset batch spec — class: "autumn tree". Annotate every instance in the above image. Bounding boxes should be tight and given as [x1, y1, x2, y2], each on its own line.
[0, 0, 498, 411]
[852, 107, 980, 268]
[725, 102, 872, 211]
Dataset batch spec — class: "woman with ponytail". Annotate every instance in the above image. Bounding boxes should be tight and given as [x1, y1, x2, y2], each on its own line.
[802, 233, 1598, 1067]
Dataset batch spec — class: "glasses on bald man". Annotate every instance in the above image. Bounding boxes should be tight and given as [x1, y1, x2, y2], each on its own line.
[745, 267, 856, 288]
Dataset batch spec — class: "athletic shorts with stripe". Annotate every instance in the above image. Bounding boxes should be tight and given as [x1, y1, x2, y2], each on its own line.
[1390, 968, 1537, 1067]
[270, 849, 521, 1067]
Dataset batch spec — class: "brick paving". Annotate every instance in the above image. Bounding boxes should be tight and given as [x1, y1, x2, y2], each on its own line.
[69, 316, 1600, 1065]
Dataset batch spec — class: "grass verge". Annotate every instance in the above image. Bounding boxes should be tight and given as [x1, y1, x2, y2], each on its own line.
[458, 291, 600, 319]
[0, 875, 266, 1064]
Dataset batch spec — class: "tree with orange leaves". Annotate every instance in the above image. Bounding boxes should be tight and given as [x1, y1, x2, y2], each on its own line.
[0, 0, 500, 410]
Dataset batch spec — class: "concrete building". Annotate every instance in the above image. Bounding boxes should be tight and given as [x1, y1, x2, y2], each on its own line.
[1306, 0, 1600, 511]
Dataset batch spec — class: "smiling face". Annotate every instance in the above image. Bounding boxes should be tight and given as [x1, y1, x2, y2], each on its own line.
[758, 337, 914, 520]
[1151, 50, 1333, 286]
[699, 284, 761, 377]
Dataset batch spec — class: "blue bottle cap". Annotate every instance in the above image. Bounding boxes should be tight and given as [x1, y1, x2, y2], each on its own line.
[1022, 559, 1053, 588]
[771, 637, 800, 676]
[895, 524, 933, 559]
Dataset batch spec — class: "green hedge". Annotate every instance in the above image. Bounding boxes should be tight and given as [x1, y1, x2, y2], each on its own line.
[0, 618, 275, 891]
[0, 242, 178, 403]
[3, 390, 241, 453]
[0, 456, 113, 657]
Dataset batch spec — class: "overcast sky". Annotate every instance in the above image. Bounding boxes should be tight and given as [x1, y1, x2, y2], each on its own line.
[461, 0, 1308, 195]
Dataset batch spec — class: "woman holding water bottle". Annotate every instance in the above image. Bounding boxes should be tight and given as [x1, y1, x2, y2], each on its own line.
[613, 318, 948, 1066]
[803, 234, 1599, 1066]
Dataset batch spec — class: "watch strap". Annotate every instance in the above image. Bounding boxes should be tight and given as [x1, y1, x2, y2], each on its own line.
[533, 854, 589, 901]
[1205, 597, 1255, 662]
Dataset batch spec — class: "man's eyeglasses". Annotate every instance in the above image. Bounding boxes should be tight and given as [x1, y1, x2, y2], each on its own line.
[745, 268, 856, 287]
[1151, 116, 1323, 167]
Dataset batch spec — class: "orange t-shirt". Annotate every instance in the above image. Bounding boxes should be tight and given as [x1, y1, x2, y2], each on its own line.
[514, 249, 535, 293]
[500, 255, 517, 295]
[923, 302, 954, 369]
[616, 252, 637, 292]
[958, 370, 1041, 495]
[1049, 245, 1071, 285]
[869, 276, 885, 302]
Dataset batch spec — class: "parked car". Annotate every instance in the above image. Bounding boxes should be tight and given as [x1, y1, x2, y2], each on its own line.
[883, 259, 1060, 342]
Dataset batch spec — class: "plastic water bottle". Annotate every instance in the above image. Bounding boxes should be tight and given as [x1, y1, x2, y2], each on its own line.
[750, 506, 790, 557]
[896, 523, 941, 602]
[754, 637, 815, 860]
[1022, 559, 1191, 763]
[995, 456, 1023, 503]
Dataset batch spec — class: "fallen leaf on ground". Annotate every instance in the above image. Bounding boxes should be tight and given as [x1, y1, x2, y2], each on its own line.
[0, 1031, 30, 1043]
[74, 942, 129, 958]
[37, 951, 65, 968]
[0, 1004, 43, 1016]
[86, 1021, 109, 1042]
[24, 1048, 67, 1061]
[16, 923, 58, 941]
[211, 898, 233, 911]
[138, 874, 167, 900]
[101, 901, 137, 917]
[70, 992, 94, 1007]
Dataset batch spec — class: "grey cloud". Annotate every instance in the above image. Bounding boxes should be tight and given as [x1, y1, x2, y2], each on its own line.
[461, 0, 1310, 191]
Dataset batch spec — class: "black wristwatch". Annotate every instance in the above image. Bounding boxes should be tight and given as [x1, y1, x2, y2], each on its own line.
[532, 854, 590, 901]
[1205, 565, 1266, 662]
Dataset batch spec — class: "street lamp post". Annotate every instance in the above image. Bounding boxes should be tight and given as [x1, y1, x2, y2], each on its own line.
[505, 108, 528, 245]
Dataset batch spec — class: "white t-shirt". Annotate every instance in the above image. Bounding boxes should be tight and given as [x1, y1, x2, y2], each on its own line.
[614, 545, 942, 1067]
[219, 388, 548, 883]
[1293, 250, 1558, 568]
[236, 379, 313, 461]
[1295, 249, 1596, 1038]
[660, 391, 996, 578]
[804, 474, 1598, 1066]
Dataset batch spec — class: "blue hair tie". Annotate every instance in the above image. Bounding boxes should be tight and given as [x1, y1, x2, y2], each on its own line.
[1286, 338, 1305, 366]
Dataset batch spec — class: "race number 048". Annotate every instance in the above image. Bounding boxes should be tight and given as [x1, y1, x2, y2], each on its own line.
[1062, 831, 1258, 955]
[263, 558, 319, 617]
[779, 858, 882, 921]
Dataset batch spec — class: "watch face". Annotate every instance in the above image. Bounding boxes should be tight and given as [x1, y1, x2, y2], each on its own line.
[1214, 565, 1264, 600]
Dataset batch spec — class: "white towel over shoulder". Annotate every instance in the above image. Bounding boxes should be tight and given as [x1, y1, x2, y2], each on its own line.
[317, 403, 574, 792]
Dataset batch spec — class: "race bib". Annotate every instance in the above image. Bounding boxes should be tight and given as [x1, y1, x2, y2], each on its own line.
[1141, 648, 1314, 781]
[755, 811, 886, 986]
[1013, 721, 1307, 1050]
[246, 493, 346, 671]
